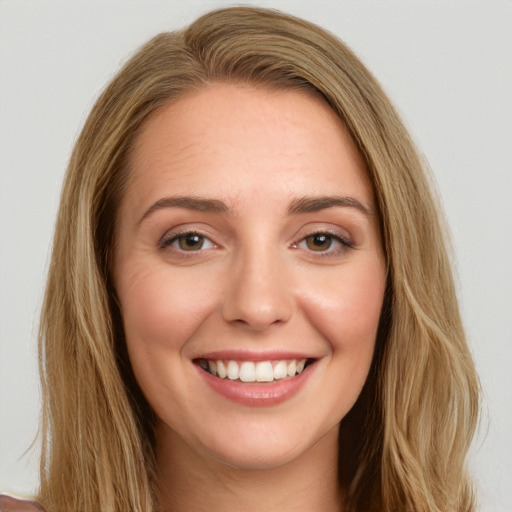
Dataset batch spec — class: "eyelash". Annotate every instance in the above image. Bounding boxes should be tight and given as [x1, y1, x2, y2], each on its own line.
[158, 230, 216, 252]
[159, 229, 353, 258]
[292, 230, 353, 256]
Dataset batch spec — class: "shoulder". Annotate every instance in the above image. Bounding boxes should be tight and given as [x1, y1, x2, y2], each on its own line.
[0, 494, 45, 512]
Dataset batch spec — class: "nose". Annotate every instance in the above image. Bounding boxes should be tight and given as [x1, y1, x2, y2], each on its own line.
[221, 249, 294, 331]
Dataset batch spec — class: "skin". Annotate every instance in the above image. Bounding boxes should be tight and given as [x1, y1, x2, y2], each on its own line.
[113, 83, 386, 511]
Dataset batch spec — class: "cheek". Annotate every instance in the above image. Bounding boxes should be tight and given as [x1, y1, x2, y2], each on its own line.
[300, 257, 386, 353]
[117, 263, 218, 354]
[116, 264, 222, 415]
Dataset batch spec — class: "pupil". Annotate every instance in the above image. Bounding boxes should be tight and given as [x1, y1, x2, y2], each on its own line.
[180, 234, 203, 251]
[308, 234, 331, 251]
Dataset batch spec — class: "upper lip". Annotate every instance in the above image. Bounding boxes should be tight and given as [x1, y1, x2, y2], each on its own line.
[193, 350, 318, 362]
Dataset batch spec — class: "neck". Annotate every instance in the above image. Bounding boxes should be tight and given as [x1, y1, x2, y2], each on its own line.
[155, 424, 344, 512]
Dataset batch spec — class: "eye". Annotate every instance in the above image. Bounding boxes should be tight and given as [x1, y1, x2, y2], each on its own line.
[305, 233, 333, 251]
[294, 231, 352, 255]
[160, 231, 215, 252]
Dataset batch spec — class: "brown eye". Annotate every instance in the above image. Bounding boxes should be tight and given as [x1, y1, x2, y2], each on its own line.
[305, 233, 332, 251]
[178, 233, 205, 251]
[159, 231, 216, 252]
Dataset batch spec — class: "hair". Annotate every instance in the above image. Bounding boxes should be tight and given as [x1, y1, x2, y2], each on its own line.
[37, 6, 480, 512]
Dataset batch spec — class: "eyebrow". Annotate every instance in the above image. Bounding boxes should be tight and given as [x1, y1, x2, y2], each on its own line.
[139, 194, 372, 225]
[139, 196, 229, 225]
[287, 195, 373, 217]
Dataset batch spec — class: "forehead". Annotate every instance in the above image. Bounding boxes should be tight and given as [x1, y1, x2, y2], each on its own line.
[125, 82, 373, 211]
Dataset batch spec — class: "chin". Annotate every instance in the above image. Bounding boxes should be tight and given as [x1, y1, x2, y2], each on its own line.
[206, 439, 311, 472]
[187, 414, 340, 473]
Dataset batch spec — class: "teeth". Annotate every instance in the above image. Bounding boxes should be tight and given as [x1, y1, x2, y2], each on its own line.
[273, 361, 287, 380]
[217, 360, 227, 378]
[227, 360, 239, 380]
[255, 361, 273, 382]
[239, 362, 256, 382]
[200, 358, 308, 382]
[208, 360, 217, 376]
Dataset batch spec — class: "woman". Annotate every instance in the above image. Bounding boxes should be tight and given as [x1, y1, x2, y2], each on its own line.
[0, 6, 479, 512]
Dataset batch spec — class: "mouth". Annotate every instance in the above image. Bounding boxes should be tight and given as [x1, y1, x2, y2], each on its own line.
[195, 358, 314, 383]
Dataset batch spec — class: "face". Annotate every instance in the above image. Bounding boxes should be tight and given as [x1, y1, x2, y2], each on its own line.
[113, 83, 386, 471]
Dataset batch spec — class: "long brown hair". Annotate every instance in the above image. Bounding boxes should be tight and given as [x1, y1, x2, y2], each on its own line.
[38, 7, 479, 511]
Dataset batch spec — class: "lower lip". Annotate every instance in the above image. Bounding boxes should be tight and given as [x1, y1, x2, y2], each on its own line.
[197, 363, 314, 407]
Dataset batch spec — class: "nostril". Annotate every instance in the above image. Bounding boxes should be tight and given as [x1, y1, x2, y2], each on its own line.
[230, 316, 286, 331]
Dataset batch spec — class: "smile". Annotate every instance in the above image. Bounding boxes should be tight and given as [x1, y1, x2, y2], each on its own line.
[194, 353, 317, 406]
[198, 358, 308, 383]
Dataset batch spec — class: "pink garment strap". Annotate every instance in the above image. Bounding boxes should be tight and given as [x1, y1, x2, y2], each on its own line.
[0, 494, 45, 512]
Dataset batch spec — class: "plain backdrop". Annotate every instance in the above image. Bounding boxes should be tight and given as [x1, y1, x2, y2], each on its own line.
[1, 1, 511, 510]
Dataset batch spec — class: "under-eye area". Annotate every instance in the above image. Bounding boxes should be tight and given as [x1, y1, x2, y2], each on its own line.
[195, 358, 316, 383]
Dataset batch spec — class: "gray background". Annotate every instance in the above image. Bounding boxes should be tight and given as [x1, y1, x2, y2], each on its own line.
[1, 1, 511, 510]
